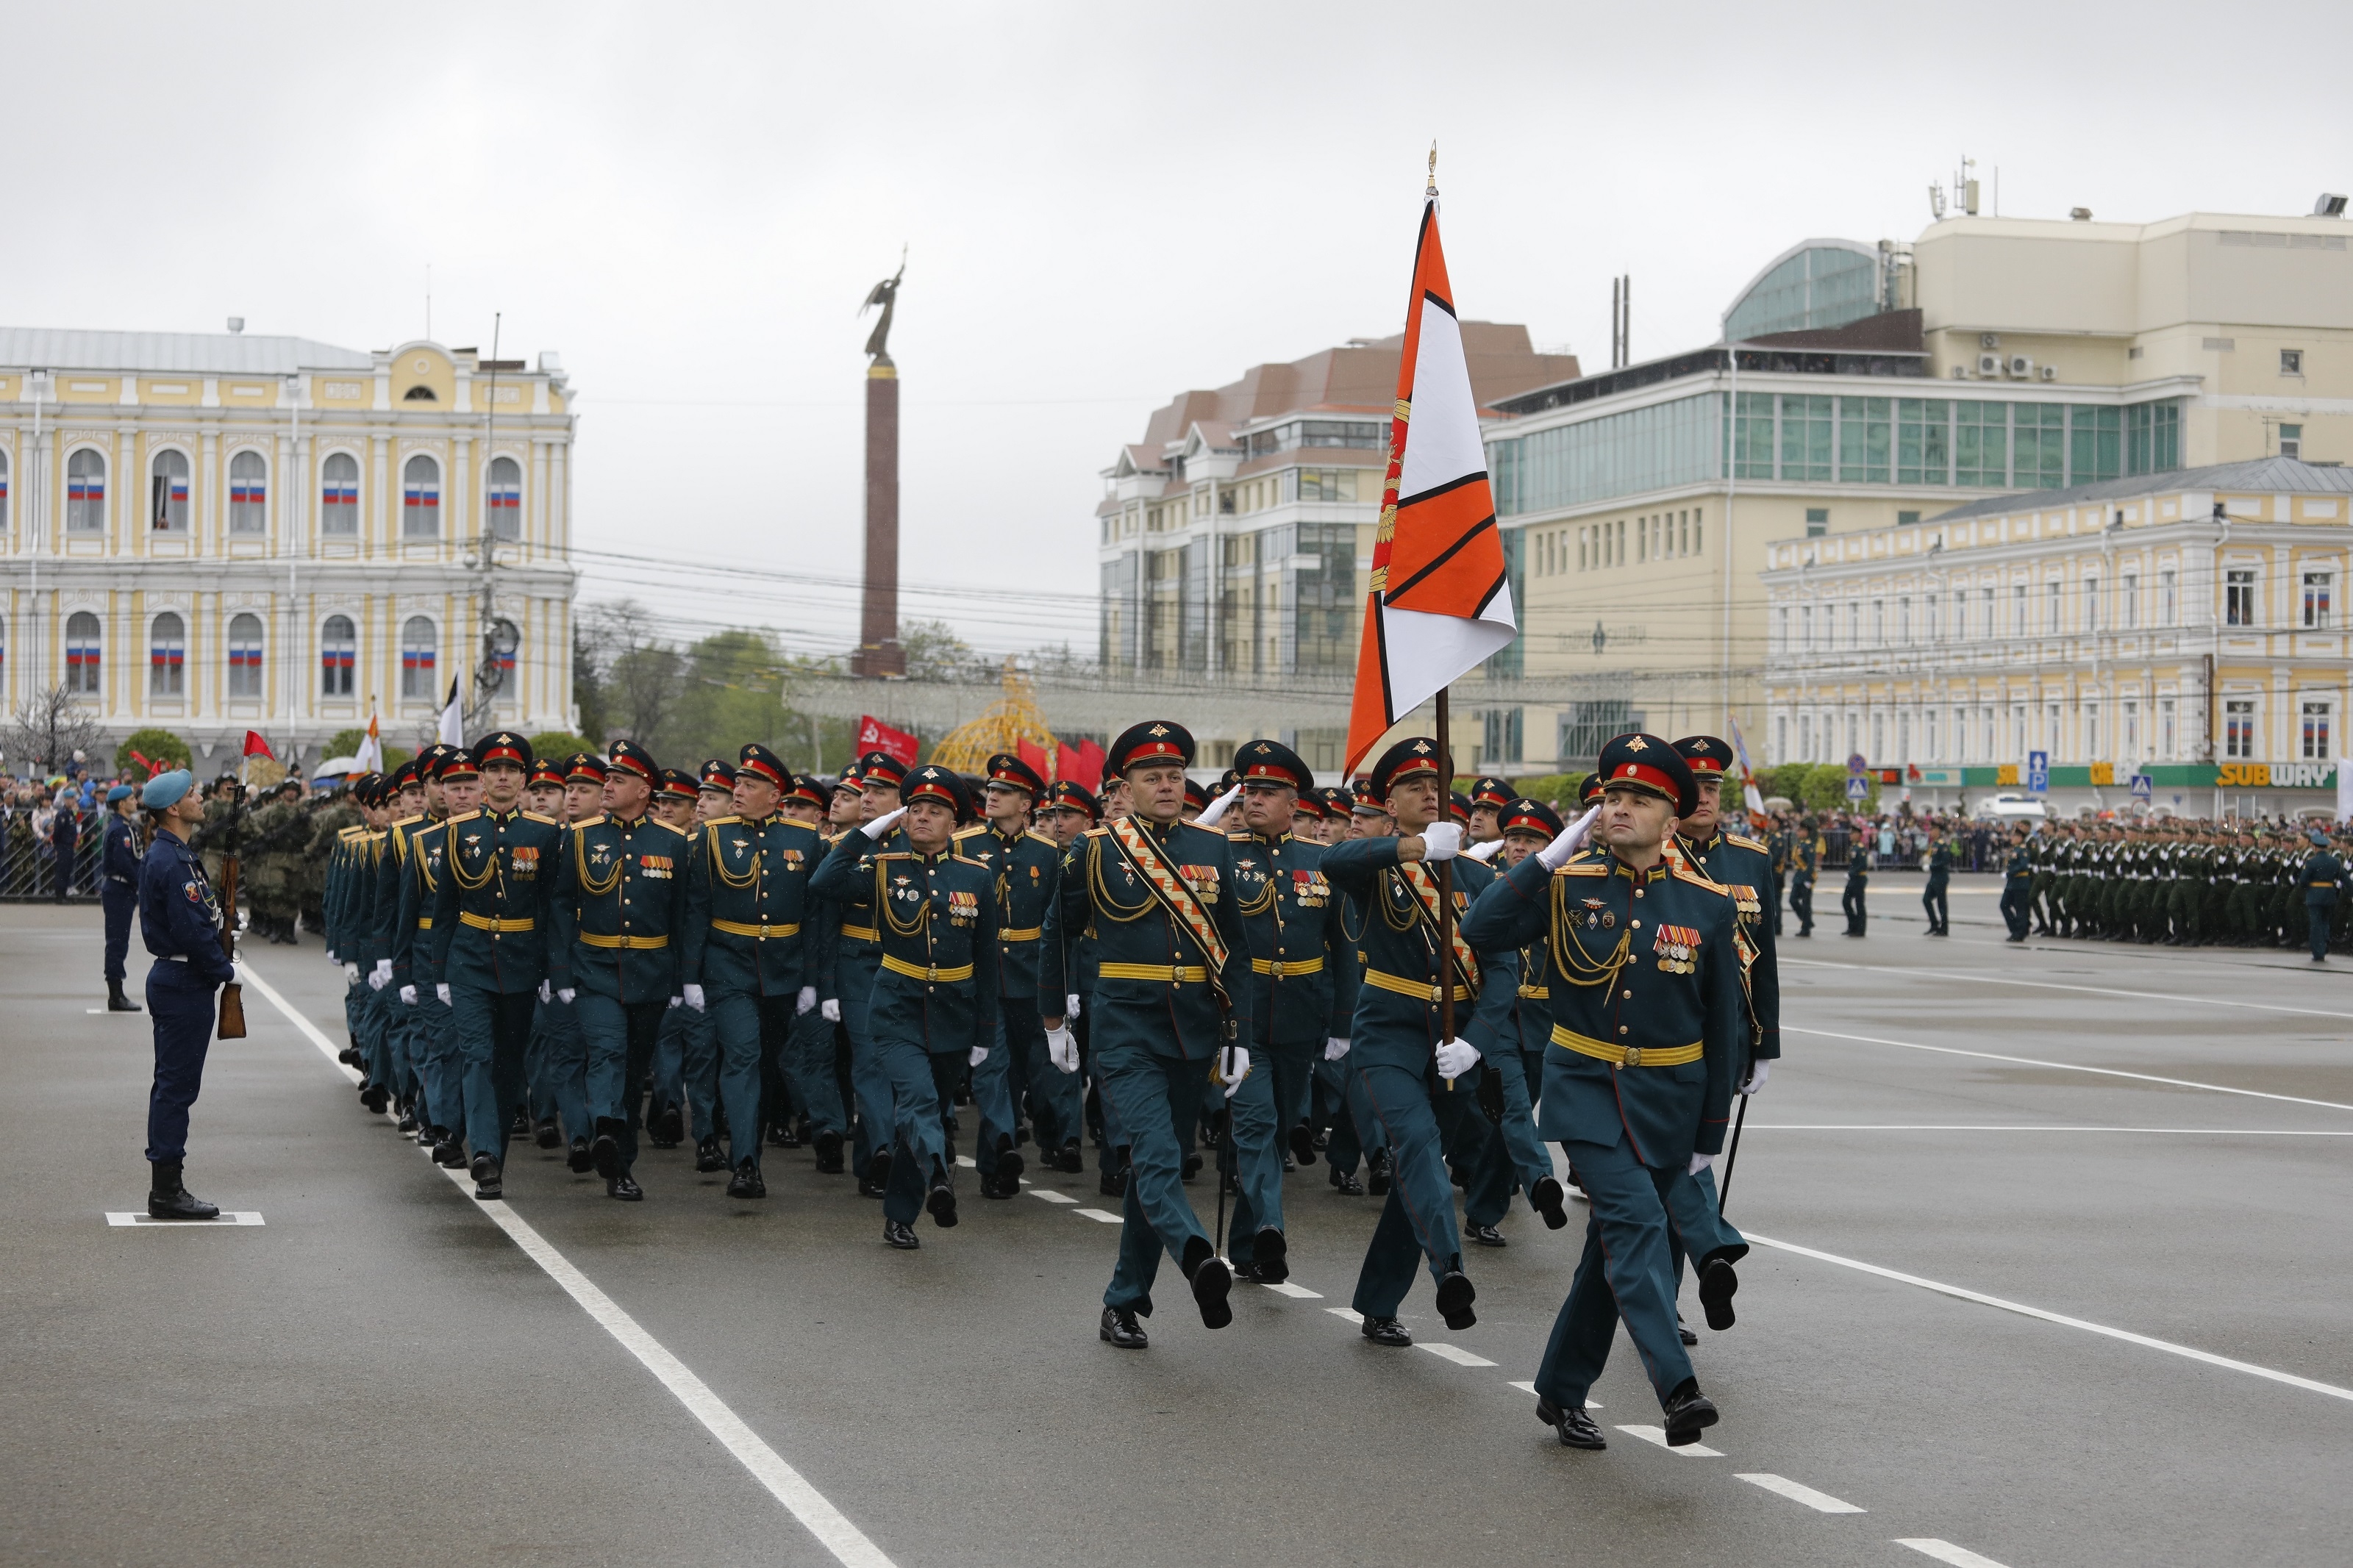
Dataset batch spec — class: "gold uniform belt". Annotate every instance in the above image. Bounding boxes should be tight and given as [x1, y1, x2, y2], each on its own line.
[416, 917, 434, 930]
[1518, 984, 1549, 999]
[999, 926, 1043, 942]
[459, 912, 535, 934]
[1251, 956, 1325, 978]
[838, 923, 880, 943]
[578, 931, 669, 951]
[881, 953, 974, 984]
[1363, 967, 1470, 1004]
[1551, 1024, 1704, 1069]
[712, 919, 801, 939]
[1097, 962, 1210, 984]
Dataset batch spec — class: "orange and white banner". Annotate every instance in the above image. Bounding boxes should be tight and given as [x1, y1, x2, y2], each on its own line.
[1343, 187, 1517, 777]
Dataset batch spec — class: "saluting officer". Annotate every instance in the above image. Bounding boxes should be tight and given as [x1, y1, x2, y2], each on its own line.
[1318, 737, 1518, 1348]
[832, 754, 909, 1192]
[1460, 734, 1743, 1452]
[810, 766, 999, 1248]
[683, 744, 830, 1198]
[101, 784, 144, 1012]
[550, 740, 695, 1202]
[964, 751, 1073, 1192]
[429, 733, 568, 1200]
[1040, 722, 1255, 1347]
[135, 769, 239, 1219]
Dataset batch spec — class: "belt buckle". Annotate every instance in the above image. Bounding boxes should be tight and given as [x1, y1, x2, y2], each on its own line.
[1623, 1045, 1644, 1067]
[926, 964, 940, 981]
[1428, 982, 1443, 1003]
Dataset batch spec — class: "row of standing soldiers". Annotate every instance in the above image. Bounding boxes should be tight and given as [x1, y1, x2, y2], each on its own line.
[2015, 820, 2347, 957]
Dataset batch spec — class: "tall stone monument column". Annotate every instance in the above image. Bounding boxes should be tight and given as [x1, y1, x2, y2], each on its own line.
[853, 258, 907, 678]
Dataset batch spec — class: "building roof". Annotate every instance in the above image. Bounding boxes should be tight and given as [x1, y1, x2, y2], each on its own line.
[1928, 457, 2353, 523]
[0, 326, 374, 374]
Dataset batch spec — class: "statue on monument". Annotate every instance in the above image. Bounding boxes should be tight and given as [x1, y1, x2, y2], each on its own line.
[860, 250, 905, 365]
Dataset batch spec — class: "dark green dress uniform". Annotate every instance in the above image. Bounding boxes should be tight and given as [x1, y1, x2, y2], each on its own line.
[2000, 834, 2035, 940]
[810, 766, 1000, 1239]
[1459, 798, 1573, 1235]
[683, 745, 830, 1180]
[960, 751, 1066, 1194]
[393, 793, 463, 1156]
[1788, 831, 1817, 937]
[428, 737, 568, 1179]
[2301, 838, 2343, 962]
[1460, 735, 1743, 1444]
[1038, 722, 1255, 1338]
[830, 756, 910, 1187]
[776, 770, 848, 1167]
[1319, 738, 1518, 1336]
[1922, 837, 1954, 934]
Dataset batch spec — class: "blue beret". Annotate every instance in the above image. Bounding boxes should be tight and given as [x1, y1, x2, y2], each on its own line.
[141, 769, 194, 809]
[106, 784, 134, 803]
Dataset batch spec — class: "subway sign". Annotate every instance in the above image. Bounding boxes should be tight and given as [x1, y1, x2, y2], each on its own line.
[2216, 762, 2338, 790]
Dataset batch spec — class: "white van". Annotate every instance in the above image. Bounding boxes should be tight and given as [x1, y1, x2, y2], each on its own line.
[1972, 792, 2049, 822]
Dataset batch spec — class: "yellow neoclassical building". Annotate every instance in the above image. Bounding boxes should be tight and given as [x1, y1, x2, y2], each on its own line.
[0, 328, 577, 770]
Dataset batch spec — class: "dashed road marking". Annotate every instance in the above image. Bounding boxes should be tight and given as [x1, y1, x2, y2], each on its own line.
[1785, 1025, 2353, 1113]
[1071, 1208, 1123, 1223]
[1326, 1306, 1364, 1323]
[1896, 1539, 2012, 1567]
[1260, 1281, 1321, 1298]
[1027, 1189, 1077, 1204]
[104, 1211, 265, 1226]
[1418, 1343, 1494, 1367]
[1782, 955, 2353, 1021]
[1504, 1381, 1603, 1408]
[1615, 1425, 1722, 1457]
[1736, 1473, 1865, 1513]
[1749, 1124, 2353, 1136]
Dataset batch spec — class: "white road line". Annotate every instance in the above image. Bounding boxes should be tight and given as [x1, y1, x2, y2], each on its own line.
[1743, 1228, 2353, 1406]
[1071, 1208, 1123, 1223]
[1783, 956, 2353, 1021]
[1750, 1124, 2353, 1136]
[954, 1156, 976, 1168]
[1785, 1025, 2353, 1114]
[1417, 1343, 1496, 1367]
[105, 1211, 266, 1226]
[1615, 1424, 1721, 1457]
[1326, 1306, 1365, 1323]
[1026, 1189, 1077, 1204]
[1507, 1381, 1599, 1407]
[1735, 1473, 1865, 1513]
[1260, 1281, 1322, 1298]
[1896, 1539, 2013, 1568]
[239, 960, 901, 1568]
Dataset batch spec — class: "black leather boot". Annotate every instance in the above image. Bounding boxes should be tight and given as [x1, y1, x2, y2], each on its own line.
[147, 1161, 219, 1221]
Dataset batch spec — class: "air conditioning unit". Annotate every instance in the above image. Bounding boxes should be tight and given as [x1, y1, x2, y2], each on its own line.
[1949, 365, 1968, 379]
[1977, 353, 2002, 376]
[2007, 355, 2033, 378]
[2038, 364, 2058, 381]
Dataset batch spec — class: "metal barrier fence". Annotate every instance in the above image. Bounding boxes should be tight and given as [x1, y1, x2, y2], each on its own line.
[0, 819, 104, 902]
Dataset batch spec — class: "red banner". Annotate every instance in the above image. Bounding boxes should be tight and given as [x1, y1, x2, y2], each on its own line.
[1056, 739, 1105, 792]
[243, 730, 276, 761]
[1018, 737, 1052, 787]
[854, 714, 918, 767]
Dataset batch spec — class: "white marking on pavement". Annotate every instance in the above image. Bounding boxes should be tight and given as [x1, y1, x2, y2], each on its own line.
[954, 1156, 976, 1168]
[85, 1007, 142, 1016]
[1327, 1306, 1364, 1323]
[1784, 956, 2353, 1020]
[1785, 1025, 2353, 1114]
[1026, 1189, 1077, 1203]
[1750, 1124, 2353, 1136]
[240, 959, 901, 1568]
[1418, 1344, 1496, 1367]
[1071, 1208, 1123, 1223]
[1507, 1382, 1601, 1407]
[1736, 1472, 1865, 1513]
[1745, 1229, 2353, 1405]
[105, 1211, 265, 1226]
[1260, 1281, 1322, 1298]
[1615, 1424, 1721, 1457]
[1896, 1539, 2013, 1567]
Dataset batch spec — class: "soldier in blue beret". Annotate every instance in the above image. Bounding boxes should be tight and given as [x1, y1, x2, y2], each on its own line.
[101, 782, 144, 1012]
[135, 770, 240, 1218]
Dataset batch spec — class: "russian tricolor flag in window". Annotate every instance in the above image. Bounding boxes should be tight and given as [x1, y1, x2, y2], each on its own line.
[404, 648, 435, 671]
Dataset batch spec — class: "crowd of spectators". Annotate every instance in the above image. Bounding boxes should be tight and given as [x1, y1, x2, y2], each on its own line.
[0, 762, 138, 901]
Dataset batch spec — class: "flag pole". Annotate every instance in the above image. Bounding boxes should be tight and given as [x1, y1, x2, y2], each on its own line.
[1435, 684, 1455, 1082]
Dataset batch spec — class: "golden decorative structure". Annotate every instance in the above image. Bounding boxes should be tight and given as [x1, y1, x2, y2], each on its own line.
[929, 658, 1060, 773]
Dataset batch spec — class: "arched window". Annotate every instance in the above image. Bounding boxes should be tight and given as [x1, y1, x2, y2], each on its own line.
[150, 612, 186, 696]
[0, 450, 10, 532]
[66, 449, 107, 533]
[321, 452, 360, 536]
[321, 614, 356, 696]
[227, 613, 265, 697]
[400, 615, 437, 699]
[66, 612, 101, 694]
[150, 449, 190, 532]
[229, 451, 268, 534]
[401, 455, 440, 539]
[486, 455, 522, 540]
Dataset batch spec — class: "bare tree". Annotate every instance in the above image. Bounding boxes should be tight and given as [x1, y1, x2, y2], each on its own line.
[2, 684, 111, 778]
[578, 599, 684, 753]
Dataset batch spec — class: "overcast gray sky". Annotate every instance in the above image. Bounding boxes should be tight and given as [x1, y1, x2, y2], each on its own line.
[10, 1, 2348, 657]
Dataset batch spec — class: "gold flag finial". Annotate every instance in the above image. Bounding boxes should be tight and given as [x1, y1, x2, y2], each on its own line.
[1427, 141, 1438, 198]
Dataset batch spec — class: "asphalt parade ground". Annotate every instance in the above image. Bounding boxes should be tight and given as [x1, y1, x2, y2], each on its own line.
[6, 873, 2349, 1568]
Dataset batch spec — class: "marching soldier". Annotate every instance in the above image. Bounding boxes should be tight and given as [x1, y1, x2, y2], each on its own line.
[1460, 734, 1743, 1451]
[537, 754, 608, 1173]
[1464, 798, 1576, 1238]
[832, 754, 910, 1192]
[1465, 776, 1513, 845]
[965, 751, 1074, 1193]
[1041, 780, 1124, 1195]
[775, 769, 849, 1174]
[2300, 829, 2343, 962]
[375, 751, 447, 1137]
[811, 765, 999, 1249]
[395, 748, 478, 1167]
[428, 733, 568, 1200]
[1319, 736, 1518, 1348]
[645, 767, 705, 1148]
[668, 759, 738, 1168]
[101, 784, 143, 1012]
[2000, 825, 2035, 942]
[523, 755, 572, 1148]
[1840, 826, 1870, 937]
[135, 769, 240, 1220]
[1040, 722, 1254, 1347]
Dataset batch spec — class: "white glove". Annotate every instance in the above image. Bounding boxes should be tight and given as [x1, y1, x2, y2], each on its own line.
[325, 949, 338, 965]
[1688, 1151, 1714, 1176]
[1046, 1024, 1079, 1074]
[1464, 838, 1503, 862]
[796, 985, 817, 1015]
[682, 984, 706, 1012]
[399, 984, 417, 1005]
[860, 805, 908, 841]
[367, 965, 388, 992]
[1419, 821, 1463, 862]
[435, 983, 451, 1006]
[1539, 804, 1603, 869]
[1195, 781, 1245, 826]
[344, 962, 361, 983]
[538, 979, 552, 1003]
[1432, 1037, 1479, 1081]
[667, 995, 682, 1010]
[968, 1044, 989, 1067]
[1742, 1059, 1771, 1095]
[557, 987, 576, 1005]
[821, 997, 840, 1023]
[1065, 992, 1082, 1020]
[1216, 1045, 1250, 1099]
[1324, 1036, 1351, 1062]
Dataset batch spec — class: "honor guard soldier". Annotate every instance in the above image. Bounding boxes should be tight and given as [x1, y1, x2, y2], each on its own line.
[1465, 776, 1513, 845]
[1040, 722, 1255, 1347]
[101, 784, 143, 1012]
[1923, 825, 1954, 936]
[549, 740, 695, 1201]
[324, 774, 376, 1064]
[393, 749, 475, 1166]
[1460, 734, 1743, 1451]
[1462, 798, 1574, 1236]
[774, 769, 849, 1170]
[347, 767, 404, 1112]
[811, 766, 999, 1248]
[536, 754, 608, 1171]
[1318, 737, 1518, 1347]
[1999, 826, 2035, 942]
[375, 752, 447, 1136]
[645, 768, 705, 1146]
[2300, 829, 2343, 962]
[683, 745, 830, 1198]
[832, 754, 909, 1191]
[135, 769, 240, 1219]
[429, 733, 568, 1200]
[965, 751, 1074, 1192]
[1042, 781, 1123, 1192]
[521, 755, 572, 1147]
[668, 759, 738, 1167]
[1288, 784, 1327, 842]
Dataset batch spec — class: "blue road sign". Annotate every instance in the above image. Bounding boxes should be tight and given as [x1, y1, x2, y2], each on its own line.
[2129, 773, 2153, 800]
[2027, 751, 2050, 794]
[1846, 774, 1870, 802]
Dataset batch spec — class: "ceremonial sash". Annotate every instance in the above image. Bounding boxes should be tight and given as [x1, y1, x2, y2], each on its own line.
[1394, 861, 1480, 1000]
[1106, 817, 1232, 1007]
